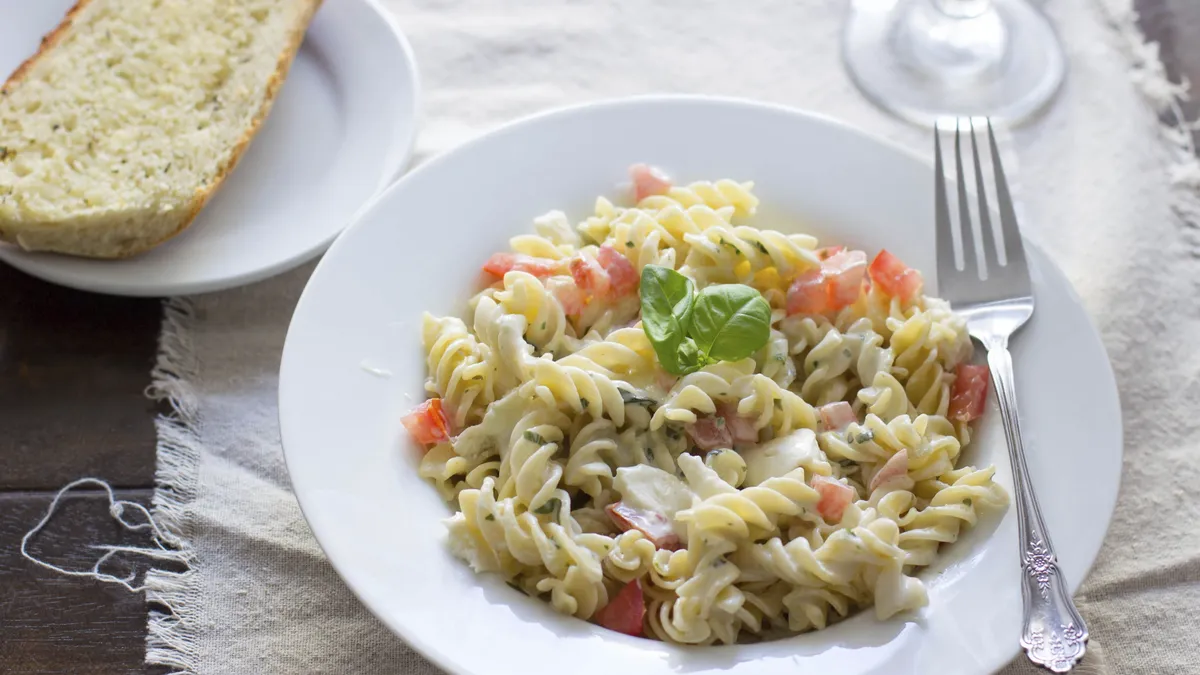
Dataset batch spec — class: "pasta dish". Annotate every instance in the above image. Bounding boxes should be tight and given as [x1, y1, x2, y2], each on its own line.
[402, 165, 1008, 644]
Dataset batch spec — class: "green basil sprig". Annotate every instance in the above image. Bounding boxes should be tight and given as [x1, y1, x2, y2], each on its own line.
[639, 265, 771, 376]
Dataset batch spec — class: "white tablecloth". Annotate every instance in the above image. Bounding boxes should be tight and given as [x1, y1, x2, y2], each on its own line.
[140, 1, 1200, 673]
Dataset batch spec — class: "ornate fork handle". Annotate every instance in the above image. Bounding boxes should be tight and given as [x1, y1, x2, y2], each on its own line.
[986, 341, 1088, 673]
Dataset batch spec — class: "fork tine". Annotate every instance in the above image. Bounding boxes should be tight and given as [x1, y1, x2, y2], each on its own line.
[986, 118, 1026, 270]
[934, 122, 957, 278]
[953, 119, 978, 279]
[969, 118, 998, 275]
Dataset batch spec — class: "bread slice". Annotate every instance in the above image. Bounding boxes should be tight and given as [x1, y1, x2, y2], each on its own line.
[0, 0, 322, 258]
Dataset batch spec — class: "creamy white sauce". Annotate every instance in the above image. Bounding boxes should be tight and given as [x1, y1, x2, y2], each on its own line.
[740, 428, 818, 486]
[613, 464, 695, 539]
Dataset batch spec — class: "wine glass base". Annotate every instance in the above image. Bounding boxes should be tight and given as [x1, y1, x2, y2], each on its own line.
[843, 0, 1065, 127]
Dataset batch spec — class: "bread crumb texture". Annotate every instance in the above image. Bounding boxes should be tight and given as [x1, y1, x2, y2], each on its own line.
[0, 0, 316, 257]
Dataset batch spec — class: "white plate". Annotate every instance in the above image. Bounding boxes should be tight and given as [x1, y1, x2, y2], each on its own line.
[0, 0, 418, 296]
[279, 97, 1122, 675]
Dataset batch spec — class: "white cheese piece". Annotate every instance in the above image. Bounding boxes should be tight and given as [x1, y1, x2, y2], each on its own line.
[613, 464, 696, 539]
[740, 429, 819, 486]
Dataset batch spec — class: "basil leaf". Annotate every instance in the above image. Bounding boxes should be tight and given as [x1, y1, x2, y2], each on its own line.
[533, 497, 561, 515]
[675, 338, 707, 375]
[619, 388, 657, 407]
[640, 265, 696, 374]
[690, 284, 771, 362]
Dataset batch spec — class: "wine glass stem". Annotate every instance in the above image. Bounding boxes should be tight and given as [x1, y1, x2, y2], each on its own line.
[897, 0, 1007, 77]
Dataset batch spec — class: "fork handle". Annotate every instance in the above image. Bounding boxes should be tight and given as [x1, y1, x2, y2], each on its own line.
[986, 343, 1089, 673]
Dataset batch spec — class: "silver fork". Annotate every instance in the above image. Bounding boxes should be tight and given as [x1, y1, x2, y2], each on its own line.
[934, 118, 1088, 673]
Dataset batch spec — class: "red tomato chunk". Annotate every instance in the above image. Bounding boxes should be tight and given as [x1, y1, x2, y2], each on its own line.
[868, 449, 909, 493]
[817, 401, 856, 432]
[786, 250, 868, 316]
[629, 163, 672, 202]
[594, 579, 646, 637]
[606, 502, 681, 550]
[811, 475, 855, 523]
[482, 252, 560, 278]
[867, 249, 923, 302]
[569, 256, 610, 297]
[716, 402, 759, 446]
[597, 244, 639, 297]
[685, 416, 733, 451]
[949, 364, 990, 422]
[401, 399, 453, 448]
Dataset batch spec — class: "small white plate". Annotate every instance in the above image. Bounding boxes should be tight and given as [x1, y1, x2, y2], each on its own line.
[0, 0, 418, 296]
[279, 97, 1122, 675]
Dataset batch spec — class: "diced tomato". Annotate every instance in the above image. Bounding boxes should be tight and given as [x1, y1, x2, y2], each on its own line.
[716, 401, 758, 446]
[483, 252, 561, 278]
[629, 163, 672, 202]
[868, 449, 909, 493]
[401, 399, 453, 448]
[867, 250, 923, 302]
[597, 244, 639, 297]
[815, 245, 845, 261]
[949, 364, 990, 423]
[785, 250, 868, 316]
[685, 416, 733, 451]
[606, 502, 682, 550]
[811, 475, 856, 523]
[569, 256, 611, 298]
[594, 579, 646, 637]
[785, 269, 829, 315]
[823, 250, 868, 308]
[817, 401, 856, 432]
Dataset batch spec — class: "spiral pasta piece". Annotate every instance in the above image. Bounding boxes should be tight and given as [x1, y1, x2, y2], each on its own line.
[532, 209, 581, 248]
[897, 466, 1008, 565]
[492, 271, 580, 356]
[704, 448, 747, 488]
[526, 355, 632, 426]
[597, 206, 683, 271]
[419, 442, 501, 501]
[557, 326, 659, 390]
[676, 454, 820, 543]
[421, 314, 496, 428]
[649, 538, 743, 644]
[858, 370, 912, 420]
[510, 233, 573, 260]
[469, 295, 532, 397]
[756, 323, 796, 389]
[650, 179, 759, 217]
[563, 418, 621, 501]
[650, 361, 752, 427]
[681, 225, 819, 287]
[734, 373, 820, 437]
[604, 530, 657, 582]
[496, 407, 570, 510]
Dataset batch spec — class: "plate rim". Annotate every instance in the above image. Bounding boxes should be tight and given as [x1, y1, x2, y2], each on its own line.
[0, 0, 421, 297]
[279, 94, 1124, 675]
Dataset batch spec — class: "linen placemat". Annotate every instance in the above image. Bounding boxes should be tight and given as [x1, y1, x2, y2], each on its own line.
[130, 0, 1200, 672]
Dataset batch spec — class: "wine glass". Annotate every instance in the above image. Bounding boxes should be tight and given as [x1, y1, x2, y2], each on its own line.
[843, 0, 1065, 126]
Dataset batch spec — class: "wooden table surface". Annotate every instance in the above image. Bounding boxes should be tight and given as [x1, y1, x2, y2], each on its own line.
[2, 4, 1197, 673]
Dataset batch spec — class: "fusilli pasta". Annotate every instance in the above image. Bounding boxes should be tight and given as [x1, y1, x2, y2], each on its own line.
[404, 167, 1008, 645]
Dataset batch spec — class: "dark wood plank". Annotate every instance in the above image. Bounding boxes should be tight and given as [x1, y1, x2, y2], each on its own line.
[0, 264, 162, 490]
[1135, 0, 1200, 147]
[0, 490, 172, 675]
